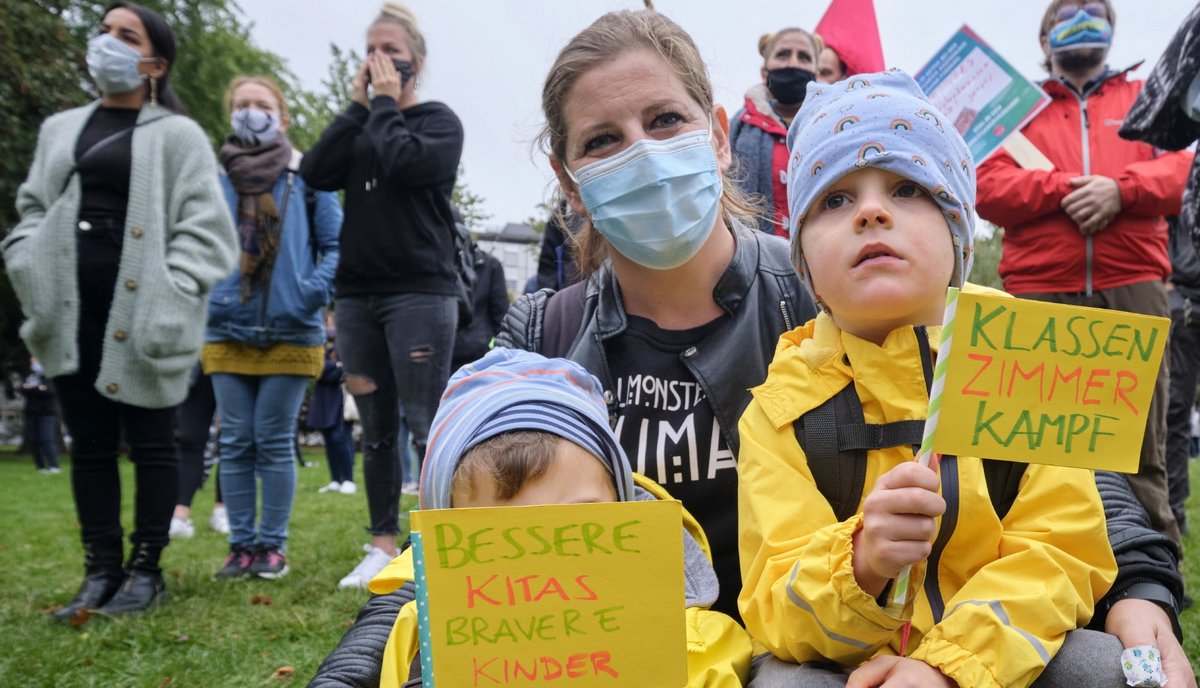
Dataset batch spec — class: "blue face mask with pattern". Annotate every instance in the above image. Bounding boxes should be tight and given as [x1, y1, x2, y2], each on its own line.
[1048, 9, 1113, 53]
[567, 128, 722, 271]
[230, 108, 282, 146]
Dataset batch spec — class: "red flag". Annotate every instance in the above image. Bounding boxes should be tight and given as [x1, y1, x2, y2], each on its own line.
[814, 0, 886, 77]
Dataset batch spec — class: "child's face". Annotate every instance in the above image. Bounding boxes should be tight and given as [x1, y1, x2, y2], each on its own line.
[799, 167, 955, 343]
[452, 440, 618, 508]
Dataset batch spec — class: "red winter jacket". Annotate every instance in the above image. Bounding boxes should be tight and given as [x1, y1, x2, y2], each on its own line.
[976, 69, 1191, 295]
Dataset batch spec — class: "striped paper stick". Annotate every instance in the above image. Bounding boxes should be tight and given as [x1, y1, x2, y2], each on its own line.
[892, 287, 959, 607]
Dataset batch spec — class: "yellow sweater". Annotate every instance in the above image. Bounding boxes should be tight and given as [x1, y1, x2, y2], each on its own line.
[200, 341, 322, 378]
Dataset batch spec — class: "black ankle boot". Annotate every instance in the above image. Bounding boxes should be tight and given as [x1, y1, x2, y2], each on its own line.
[53, 543, 124, 623]
[95, 544, 166, 617]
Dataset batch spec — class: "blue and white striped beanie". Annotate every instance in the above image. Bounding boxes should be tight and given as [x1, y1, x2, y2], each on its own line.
[785, 70, 975, 292]
[419, 348, 634, 509]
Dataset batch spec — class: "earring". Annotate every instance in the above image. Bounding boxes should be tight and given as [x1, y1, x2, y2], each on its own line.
[149, 76, 158, 107]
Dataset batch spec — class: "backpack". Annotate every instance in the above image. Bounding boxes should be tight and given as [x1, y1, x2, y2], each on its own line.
[794, 328, 1028, 523]
[452, 219, 477, 330]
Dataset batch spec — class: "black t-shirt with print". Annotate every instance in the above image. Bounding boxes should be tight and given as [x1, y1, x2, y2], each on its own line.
[605, 313, 742, 622]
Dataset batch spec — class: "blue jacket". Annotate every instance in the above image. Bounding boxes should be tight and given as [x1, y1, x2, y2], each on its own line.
[208, 156, 342, 348]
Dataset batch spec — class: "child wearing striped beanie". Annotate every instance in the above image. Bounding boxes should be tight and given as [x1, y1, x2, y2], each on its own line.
[368, 347, 751, 687]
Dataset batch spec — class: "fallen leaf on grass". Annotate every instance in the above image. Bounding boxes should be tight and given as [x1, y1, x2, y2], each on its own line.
[250, 594, 273, 606]
[271, 666, 295, 683]
[66, 607, 92, 628]
[157, 678, 173, 687]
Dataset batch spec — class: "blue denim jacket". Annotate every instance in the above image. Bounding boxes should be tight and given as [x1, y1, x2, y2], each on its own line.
[207, 162, 342, 348]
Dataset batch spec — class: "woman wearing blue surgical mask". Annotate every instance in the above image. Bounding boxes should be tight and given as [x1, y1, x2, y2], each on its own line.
[3, 2, 236, 620]
[203, 76, 342, 582]
[498, 8, 817, 623]
[300, 1, 464, 591]
[730, 27, 821, 237]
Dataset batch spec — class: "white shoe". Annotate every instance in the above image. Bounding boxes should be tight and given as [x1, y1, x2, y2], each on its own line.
[338, 546, 395, 589]
[318, 481, 342, 494]
[338, 481, 358, 495]
[169, 516, 195, 539]
[400, 480, 418, 496]
[210, 505, 230, 535]
[47, 466, 62, 474]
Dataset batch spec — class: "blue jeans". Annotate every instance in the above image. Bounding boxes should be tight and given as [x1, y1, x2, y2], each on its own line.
[322, 416, 355, 484]
[213, 373, 309, 549]
[25, 412, 59, 469]
[336, 293, 457, 536]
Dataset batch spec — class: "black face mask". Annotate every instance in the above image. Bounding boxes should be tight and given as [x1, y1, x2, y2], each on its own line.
[1055, 48, 1105, 75]
[366, 58, 414, 87]
[766, 67, 816, 106]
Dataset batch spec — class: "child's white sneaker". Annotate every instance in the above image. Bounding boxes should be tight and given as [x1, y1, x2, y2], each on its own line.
[318, 481, 342, 494]
[338, 481, 358, 495]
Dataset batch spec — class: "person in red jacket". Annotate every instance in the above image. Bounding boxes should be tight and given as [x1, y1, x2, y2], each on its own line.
[976, 0, 1192, 544]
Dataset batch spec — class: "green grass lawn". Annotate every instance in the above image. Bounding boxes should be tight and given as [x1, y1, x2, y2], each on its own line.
[0, 449, 416, 688]
[4, 450, 1200, 686]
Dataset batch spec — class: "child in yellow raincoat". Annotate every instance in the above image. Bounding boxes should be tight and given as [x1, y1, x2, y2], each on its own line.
[370, 348, 750, 687]
[737, 71, 1120, 688]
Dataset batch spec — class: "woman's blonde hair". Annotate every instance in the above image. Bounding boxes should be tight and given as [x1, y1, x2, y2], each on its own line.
[224, 75, 288, 120]
[539, 9, 763, 276]
[373, 1, 427, 72]
[757, 27, 819, 65]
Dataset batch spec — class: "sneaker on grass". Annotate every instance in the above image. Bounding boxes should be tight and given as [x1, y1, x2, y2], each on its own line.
[169, 516, 195, 539]
[250, 546, 289, 580]
[338, 546, 394, 589]
[338, 480, 358, 495]
[318, 481, 342, 494]
[214, 545, 255, 580]
[210, 505, 230, 535]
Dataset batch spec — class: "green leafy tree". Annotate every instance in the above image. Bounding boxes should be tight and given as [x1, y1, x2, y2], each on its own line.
[0, 1, 92, 366]
[971, 222, 1006, 292]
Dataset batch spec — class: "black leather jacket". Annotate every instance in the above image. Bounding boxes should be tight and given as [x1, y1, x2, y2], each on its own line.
[495, 218, 816, 456]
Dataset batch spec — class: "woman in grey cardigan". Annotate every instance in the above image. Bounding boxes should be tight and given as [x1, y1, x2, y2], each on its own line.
[3, 2, 236, 620]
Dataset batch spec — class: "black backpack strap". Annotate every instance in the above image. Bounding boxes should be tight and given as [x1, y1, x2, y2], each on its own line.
[795, 383, 925, 522]
[305, 188, 319, 265]
[983, 459, 1027, 521]
[541, 280, 587, 358]
[406, 649, 422, 685]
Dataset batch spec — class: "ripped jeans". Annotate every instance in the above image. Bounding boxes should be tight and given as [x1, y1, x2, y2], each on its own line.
[336, 293, 457, 536]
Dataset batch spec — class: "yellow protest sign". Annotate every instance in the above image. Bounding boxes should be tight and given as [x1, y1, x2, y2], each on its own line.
[933, 291, 1168, 472]
[410, 500, 686, 687]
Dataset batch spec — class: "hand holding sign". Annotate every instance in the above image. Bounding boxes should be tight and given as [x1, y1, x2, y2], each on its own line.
[852, 461, 945, 598]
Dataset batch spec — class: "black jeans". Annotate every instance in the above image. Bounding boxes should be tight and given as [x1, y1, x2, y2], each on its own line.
[1166, 289, 1200, 533]
[336, 293, 457, 536]
[54, 214, 180, 567]
[177, 365, 220, 508]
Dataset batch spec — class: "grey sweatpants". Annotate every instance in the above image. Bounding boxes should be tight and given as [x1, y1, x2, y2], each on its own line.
[747, 629, 1126, 687]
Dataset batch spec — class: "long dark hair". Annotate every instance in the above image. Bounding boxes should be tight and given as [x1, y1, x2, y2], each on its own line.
[104, 2, 188, 114]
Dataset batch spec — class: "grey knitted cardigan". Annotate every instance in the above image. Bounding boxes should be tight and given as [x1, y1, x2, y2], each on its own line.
[3, 102, 237, 408]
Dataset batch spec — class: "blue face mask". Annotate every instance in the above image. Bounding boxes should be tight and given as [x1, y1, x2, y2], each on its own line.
[568, 128, 722, 271]
[1048, 9, 1113, 53]
[87, 33, 155, 95]
[230, 108, 282, 146]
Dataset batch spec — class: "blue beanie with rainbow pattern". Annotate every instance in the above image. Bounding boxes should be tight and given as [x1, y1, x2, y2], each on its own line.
[785, 70, 976, 290]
